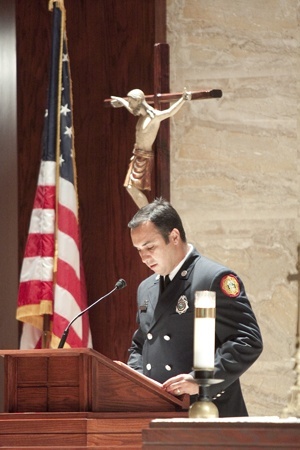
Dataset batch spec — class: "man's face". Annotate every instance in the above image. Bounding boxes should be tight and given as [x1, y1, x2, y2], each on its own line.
[130, 220, 180, 276]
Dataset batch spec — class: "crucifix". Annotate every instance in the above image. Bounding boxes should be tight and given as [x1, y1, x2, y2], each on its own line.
[104, 43, 222, 209]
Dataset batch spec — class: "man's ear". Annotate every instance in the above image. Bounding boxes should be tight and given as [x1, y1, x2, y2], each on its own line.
[170, 228, 180, 244]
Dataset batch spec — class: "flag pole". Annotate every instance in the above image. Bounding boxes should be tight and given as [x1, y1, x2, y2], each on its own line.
[42, 315, 51, 348]
[42, 0, 65, 349]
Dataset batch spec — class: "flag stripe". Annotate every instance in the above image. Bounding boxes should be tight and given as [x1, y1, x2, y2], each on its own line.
[18, 279, 53, 306]
[58, 177, 78, 216]
[28, 210, 55, 235]
[52, 312, 84, 347]
[20, 256, 54, 282]
[20, 323, 42, 350]
[24, 233, 54, 258]
[56, 258, 81, 305]
[38, 161, 56, 185]
[54, 287, 82, 337]
[57, 229, 80, 278]
[33, 186, 56, 210]
[57, 204, 79, 247]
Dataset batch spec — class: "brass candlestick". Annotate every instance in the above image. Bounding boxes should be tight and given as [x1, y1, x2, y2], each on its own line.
[189, 369, 223, 418]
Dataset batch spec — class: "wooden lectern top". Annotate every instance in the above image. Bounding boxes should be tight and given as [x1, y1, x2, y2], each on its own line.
[0, 348, 189, 414]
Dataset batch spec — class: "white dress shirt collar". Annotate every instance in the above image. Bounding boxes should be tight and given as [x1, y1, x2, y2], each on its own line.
[167, 243, 193, 281]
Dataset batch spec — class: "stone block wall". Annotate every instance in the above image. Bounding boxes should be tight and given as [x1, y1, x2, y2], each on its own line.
[167, 0, 299, 416]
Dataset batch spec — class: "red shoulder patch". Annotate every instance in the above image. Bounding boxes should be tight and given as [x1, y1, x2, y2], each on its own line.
[220, 274, 240, 298]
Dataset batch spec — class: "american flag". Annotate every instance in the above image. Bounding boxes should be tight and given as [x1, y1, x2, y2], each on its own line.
[17, 2, 92, 349]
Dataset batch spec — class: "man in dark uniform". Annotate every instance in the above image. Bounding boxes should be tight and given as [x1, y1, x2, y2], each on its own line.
[127, 198, 263, 417]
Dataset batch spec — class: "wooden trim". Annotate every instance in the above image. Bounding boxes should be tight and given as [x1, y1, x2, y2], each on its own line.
[155, 0, 166, 43]
[153, 43, 170, 201]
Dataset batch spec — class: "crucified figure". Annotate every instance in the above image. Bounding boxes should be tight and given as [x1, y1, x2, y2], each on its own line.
[111, 88, 191, 208]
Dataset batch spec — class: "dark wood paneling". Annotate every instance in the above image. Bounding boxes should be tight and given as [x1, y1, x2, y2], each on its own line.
[0, 0, 18, 411]
[16, 0, 167, 360]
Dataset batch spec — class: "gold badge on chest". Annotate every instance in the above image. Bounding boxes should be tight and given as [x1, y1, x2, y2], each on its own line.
[176, 295, 189, 315]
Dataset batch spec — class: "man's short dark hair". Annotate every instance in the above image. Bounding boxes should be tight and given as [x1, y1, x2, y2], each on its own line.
[128, 198, 187, 244]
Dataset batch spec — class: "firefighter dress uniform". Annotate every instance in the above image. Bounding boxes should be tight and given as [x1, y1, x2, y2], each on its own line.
[127, 247, 263, 417]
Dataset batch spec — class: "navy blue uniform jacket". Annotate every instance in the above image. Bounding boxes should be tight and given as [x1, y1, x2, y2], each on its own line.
[127, 248, 263, 417]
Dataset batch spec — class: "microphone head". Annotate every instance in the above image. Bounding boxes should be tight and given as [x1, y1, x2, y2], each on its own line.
[115, 278, 127, 290]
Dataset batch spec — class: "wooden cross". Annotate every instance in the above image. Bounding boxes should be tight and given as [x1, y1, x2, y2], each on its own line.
[104, 43, 222, 202]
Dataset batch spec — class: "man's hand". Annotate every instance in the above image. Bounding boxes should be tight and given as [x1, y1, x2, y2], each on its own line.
[162, 373, 199, 396]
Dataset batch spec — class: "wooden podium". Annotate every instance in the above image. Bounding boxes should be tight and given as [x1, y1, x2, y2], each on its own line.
[0, 348, 189, 449]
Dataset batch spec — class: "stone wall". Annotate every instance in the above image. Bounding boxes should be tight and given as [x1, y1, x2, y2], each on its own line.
[167, 0, 299, 416]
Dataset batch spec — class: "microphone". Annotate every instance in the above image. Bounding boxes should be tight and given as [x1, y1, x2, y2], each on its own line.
[58, 278, 127, 348]
[115, 278, 127, 290]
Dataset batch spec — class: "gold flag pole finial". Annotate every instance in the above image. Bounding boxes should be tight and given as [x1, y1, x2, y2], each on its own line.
[48, 0, 65, 12]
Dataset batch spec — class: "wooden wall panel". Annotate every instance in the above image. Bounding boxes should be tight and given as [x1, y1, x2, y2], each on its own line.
[0, 0, 18, 411]
[16, 0, 167, 361]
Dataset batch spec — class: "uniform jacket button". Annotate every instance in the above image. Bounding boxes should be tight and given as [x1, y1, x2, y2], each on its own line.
[165, 364, 172, 371]
[163, 335, 171, 341]
[146, 363, 151, 370]
[147, 333, 153, 340]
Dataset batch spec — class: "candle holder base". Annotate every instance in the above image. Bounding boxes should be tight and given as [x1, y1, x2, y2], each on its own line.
[189, 397, 219, 418]
[189, 370, 223, 419]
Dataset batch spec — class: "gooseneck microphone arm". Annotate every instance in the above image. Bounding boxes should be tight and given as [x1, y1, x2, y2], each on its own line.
[58, 278, 127, 348]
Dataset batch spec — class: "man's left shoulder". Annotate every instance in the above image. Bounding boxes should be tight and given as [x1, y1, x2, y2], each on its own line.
[194, 253, 230, 274]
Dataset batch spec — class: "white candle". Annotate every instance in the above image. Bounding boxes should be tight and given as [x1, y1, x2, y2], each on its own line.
[193, 290, 216, 370]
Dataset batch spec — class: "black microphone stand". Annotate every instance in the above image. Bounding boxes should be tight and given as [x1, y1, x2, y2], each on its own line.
[58, 279, 126, 348]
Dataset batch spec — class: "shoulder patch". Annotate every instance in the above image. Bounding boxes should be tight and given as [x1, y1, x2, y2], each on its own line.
[220, 274, 240, 298]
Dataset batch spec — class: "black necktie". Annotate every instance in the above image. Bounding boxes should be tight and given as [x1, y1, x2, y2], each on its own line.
[164, 275, 170, 290]
[160, 275, 170, 293]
